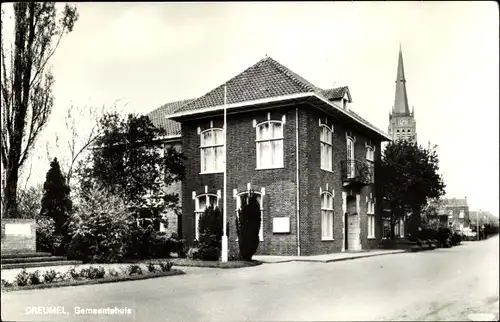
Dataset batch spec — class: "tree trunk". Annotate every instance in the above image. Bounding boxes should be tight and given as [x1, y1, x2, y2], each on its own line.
[3, 165, 20, 217]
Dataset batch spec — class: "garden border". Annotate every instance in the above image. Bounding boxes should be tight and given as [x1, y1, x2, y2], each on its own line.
[1, 269, 184, 292]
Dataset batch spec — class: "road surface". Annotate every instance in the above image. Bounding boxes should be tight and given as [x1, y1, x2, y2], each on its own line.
[2, 236, 499, 321]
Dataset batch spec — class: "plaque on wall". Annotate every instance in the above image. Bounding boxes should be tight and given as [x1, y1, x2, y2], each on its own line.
[273, 217, 290, 233]
[5, 223, 31, 236]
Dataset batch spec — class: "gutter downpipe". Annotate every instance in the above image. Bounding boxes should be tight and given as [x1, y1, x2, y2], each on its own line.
[296, 106, 301, 256]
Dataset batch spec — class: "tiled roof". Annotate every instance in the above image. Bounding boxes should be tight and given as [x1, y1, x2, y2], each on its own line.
[322, 86, 349, 100]
[147, 99, 194, 136]
[168, 56, 387, 139]
[443, 198, 468, 207]
[176, 57, 320, 113]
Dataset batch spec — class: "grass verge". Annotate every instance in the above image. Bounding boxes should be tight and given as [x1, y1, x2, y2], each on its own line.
[1, 269, 184, 293]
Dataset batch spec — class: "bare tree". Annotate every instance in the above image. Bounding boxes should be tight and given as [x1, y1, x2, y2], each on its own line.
[45, 100, 124, 186]
[0, 3, 78, 217]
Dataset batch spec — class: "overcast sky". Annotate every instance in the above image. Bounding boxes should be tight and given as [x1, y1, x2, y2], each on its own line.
[3, 2, 499, 216]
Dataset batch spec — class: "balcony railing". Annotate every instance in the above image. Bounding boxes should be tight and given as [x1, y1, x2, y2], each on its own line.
[341, 159, 374, 186]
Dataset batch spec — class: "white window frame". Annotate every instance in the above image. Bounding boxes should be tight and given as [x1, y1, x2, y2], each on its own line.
[321, 191, 334, 240]
[236, 192, 264, 241]
[346, 137, 355, 178]
[320, 124, 333, 171]
[459, 210, 465, 219]
[367, 200, 375, 239]
[256, 121, 284, 169]
[194, 194, 219, 241]
[200, 128, 224, 174]
[366, 146, 374, 162]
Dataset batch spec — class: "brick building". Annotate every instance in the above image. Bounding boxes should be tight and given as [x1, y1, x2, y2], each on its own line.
[439, 197, 470, 230]
[161, 57, 390, 256]
[147, 99, 192, 237]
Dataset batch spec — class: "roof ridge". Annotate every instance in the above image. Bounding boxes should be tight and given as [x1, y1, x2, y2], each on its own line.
[264, 56, 319, 92]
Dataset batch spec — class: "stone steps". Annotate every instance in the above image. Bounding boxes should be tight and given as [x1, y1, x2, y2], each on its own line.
[1, 252, 83, 270]
[1, 256, 67, 264]
[1, 260, 83, 270]
[1, 252, 52, 260]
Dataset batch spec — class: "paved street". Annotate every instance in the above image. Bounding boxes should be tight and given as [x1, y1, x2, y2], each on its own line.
[2, 236, 498, 321]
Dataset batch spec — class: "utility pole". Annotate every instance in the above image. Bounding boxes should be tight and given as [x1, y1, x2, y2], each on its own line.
[477, 209, 480, 241]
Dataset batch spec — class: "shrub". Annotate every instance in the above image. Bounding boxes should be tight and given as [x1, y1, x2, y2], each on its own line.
[108, 268, 119, 277]
[43, 269, 58, 283]
[196, 206, 223, 261]
[187, 247, 200, 260]
[128, 264, 143, 276]
[79, 268, 90, 279]
[236, 191, 261, 261]
[87, 266, 106, 279]
[159, 261, 173, 272]
[29, 270, 42, 285]
[197, 233, 221, 261]
[15, 269, 30, 286]
[66, 184, 134, 263]
[36, 215, 57, 253]
[147, 262, 156, 273]
[1, 279, 12, 288]
[67, 267, 80, 280]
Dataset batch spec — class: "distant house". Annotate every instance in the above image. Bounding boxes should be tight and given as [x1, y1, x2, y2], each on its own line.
[469, 210, 499, 230]
[166, 56, 391, 256]
[439, 198, 470, 230]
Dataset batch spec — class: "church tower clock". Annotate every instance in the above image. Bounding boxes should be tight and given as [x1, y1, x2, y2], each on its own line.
[388, 45, 417, 143]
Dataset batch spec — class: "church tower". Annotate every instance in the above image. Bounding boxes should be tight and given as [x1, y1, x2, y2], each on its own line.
[388, 45, 417, 143]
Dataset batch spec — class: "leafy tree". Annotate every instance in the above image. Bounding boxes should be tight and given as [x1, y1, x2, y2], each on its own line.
[77, 112, 185, 224]
[1, 3, 78, 217]
[236, 191, 261, 261]
[16, 183, 43, 218]
[66, 183, 134, 263]
[379, 140, 445, 239]
[40, 158, 72, 236]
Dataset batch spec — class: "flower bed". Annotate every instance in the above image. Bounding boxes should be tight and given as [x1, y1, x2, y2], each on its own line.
[1, 261, 183, 292]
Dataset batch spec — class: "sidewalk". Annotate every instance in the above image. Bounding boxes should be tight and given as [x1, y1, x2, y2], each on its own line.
[254, 249, 406, 264]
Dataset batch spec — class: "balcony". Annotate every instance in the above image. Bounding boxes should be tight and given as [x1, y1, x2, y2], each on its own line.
[341, 159, 374, 187]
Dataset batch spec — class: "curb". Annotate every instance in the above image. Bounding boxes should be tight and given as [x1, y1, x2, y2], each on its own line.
[258, 250, 407, 264]
[323, 250, 406, 263]
[1, 269, 185, 292]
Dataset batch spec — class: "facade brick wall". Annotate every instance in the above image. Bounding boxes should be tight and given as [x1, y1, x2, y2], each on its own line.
[1, 219, 36, 252]
[181, 103, 384, 256]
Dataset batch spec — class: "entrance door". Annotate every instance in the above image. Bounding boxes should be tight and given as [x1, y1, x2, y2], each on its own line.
[347, 213, 361, 250]
[346, 138, 355, 178]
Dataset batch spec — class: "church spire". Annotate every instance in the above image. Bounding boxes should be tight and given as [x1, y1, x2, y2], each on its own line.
[393, 45, 410, 115]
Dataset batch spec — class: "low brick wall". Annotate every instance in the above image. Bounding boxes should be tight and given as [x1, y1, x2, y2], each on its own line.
[1, 218, 36, 252]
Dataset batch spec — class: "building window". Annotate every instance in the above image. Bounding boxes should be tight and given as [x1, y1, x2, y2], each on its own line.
[194, 194, 218, 241]
[256, 121, 284, 169]
[367, 200, 375, 238]
[346, 137, 355, 178]
[236, 192, 263, 241]
[320, 125, 333, 171]
[366, 146, 374, 162]
[459, 210, 465, 219]
[321, 191, 334, 240]
[200, 128, 224, 173]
